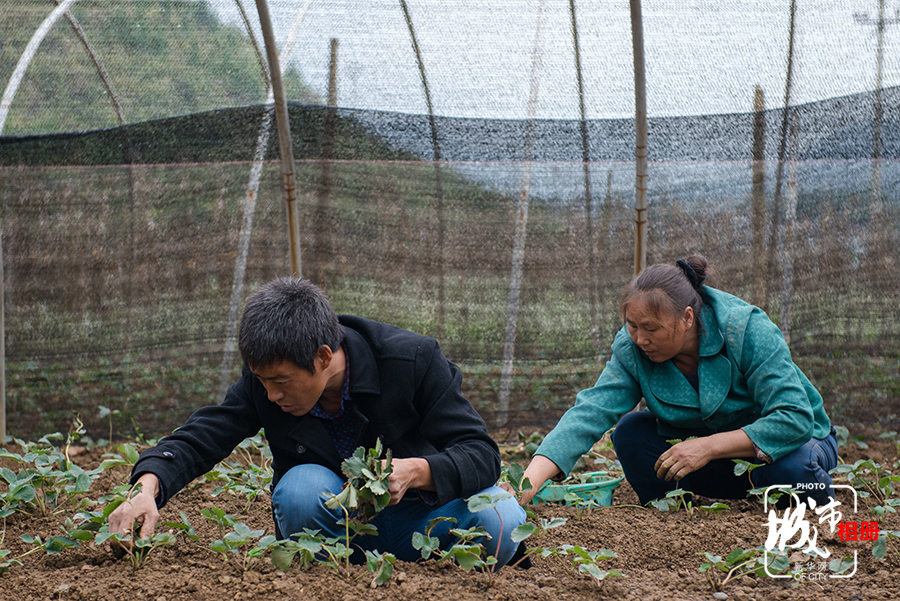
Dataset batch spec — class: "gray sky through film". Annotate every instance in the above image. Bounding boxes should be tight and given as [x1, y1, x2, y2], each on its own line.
[212, 0, 900, 119]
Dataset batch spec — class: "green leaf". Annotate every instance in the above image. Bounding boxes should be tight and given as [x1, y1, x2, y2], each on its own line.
[828, 556, 855, 575]
[119, 444, 140, 465]
[411, 532, 441, 559]
[44, 536, 79, 554]
[540, 516, 568, 530]
[270, 545, 297, 571]
[510, 523, 537, 543]
[446, 546, 484, 571]
[467, 492, 511, 513]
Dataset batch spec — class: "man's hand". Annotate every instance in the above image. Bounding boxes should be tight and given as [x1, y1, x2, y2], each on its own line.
[108, 473, 161, 543]
[386, 457, 433, 505]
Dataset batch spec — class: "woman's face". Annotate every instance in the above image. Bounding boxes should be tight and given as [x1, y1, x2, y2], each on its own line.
[625, 296, 695, 363]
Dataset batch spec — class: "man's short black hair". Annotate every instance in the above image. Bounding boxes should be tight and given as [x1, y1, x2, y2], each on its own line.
[238, 277, 344, 373]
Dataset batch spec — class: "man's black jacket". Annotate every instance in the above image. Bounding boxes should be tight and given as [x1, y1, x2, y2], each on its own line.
[131, 315, 501, 507]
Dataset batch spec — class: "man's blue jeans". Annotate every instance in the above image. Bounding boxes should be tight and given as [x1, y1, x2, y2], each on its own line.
[271, 463, 527, 566]
[611, 411, 839, 505]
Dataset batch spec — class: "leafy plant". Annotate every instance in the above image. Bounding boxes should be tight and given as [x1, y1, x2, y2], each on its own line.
[698, 546, 789, 591]
[697, 501, 731, 515]
[200, 506, 241, 540]
[269, 528, 326, 570]
[413, 518, 496, 576]
[560, 545, 622, 588]
[412, 492, 567, 586]
[747, 485, 799, 508]
[648, 488, 694, 515]
[325, 439, 393, 522]
[210, 522, 277, 572]
[517, 431, 544, 457]
[831, 459, 899, 505]
[733, 458, 764, 488]
[98, 405, 122, 444]
[412, 494, 508, 585]
[508, 515, 569, 566]
[205, 459, 272, 514]
[82, 484, 178, 570]
[364, 549, 397, 588]
[873, 529, 900, 559]
[0, 437, 101, 517]
[97, 443, 141, 477]
[299, 442, 395, 583]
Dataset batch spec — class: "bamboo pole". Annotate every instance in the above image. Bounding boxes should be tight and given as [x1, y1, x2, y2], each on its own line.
[767, 0, 797, 305]
[630, 0, 648, 276]
[255, 0, 302, 277]
[313, 38, 338, 287]
[498, 0, 546, 428]
[569, 0, 599, 355]
[400, 0, 445, 340]
[751, 86, 767, 311]
[781, 113, 799, 345]
[0, 225, 5, 441]
[854, 0, 900, 210]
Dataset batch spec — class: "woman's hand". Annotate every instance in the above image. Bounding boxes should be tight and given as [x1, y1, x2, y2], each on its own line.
[499, 455, 562, 506]
[654, 438, 714, 482]
[654, 430, 756, 482]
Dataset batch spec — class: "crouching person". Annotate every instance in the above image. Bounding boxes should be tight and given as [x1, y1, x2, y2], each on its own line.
[110, 277, 525, 565]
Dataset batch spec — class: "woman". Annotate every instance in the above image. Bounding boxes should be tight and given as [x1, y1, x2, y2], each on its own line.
[516, 254, 837, 506]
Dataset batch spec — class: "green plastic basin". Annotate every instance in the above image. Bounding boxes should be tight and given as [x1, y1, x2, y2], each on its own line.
[529, 471, 624, 506]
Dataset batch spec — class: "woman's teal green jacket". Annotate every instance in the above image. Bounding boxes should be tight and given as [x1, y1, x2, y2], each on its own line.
[536, 286, 832, 477]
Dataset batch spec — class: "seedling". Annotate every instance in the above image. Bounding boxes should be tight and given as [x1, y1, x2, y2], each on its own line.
[312, 442, 394, 581]
[412, 494, 509, 585]
[560, 545, 622, 589]
[200, 506, 241, 540]
[0, 437, 101, 516]
[206, 459, 272, 513]
[364, 549, 396, 588]
[873, 529, 900, 559]
[412, 492, 567, 586]
[498, 462, 532, 497]
[733, 458, 764, 486]
[508, 515, 568, 564]
[325, 439, 392, 522]
[97, 405, 122, 444]
[748, 485, 799, 508]
[413, 518, 496, 577]
[209, 522, 277, 572]
[85, 484, 178, 570]
[697, 501, 731, 515]
[269, 528, 325, 570]
[648, 488, 694, 515]
[831, 458, 898, 505]
[97, 443, 141, 479]
[517, 430, 544, 457]
[697, 546, 789, 591]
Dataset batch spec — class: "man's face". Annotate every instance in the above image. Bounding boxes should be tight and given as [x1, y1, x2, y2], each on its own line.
[252, 358, 328, 417]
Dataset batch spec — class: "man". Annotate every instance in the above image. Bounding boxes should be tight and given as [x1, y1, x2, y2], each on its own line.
[110, 277, 525, 565]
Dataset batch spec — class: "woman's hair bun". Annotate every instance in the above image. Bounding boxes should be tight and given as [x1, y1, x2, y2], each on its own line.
[676, 254, 708, 290]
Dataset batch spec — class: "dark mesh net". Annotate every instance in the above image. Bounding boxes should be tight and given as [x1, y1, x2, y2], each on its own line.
[1, 1, 898, 439]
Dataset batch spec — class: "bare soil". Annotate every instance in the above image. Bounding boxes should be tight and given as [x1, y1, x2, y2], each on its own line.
[0, 434, 897, 601]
